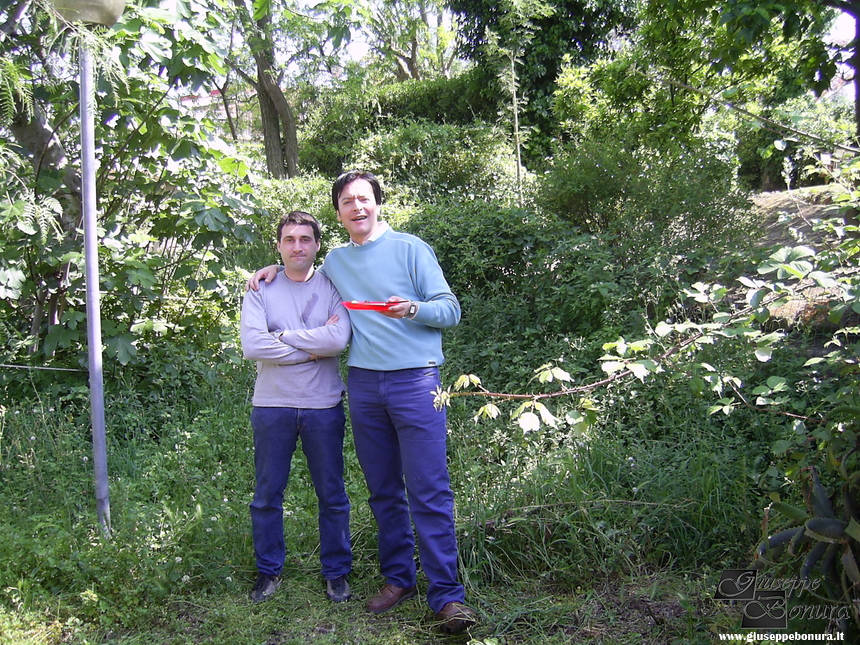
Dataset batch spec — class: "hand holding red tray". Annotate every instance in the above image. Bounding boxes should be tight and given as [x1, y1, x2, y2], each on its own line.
[342, 301, 398, 311]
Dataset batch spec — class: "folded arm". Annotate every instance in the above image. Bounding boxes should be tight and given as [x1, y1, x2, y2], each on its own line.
[278, 302, 351, 357]
[240, 289, 314, 364]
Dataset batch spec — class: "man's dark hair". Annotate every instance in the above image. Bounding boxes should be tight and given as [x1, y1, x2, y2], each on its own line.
[277, 211, 321, 243]
[331, 171, 383, 212]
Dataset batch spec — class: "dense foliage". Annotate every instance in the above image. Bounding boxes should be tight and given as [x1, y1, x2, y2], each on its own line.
[446, 0, 637, 161]
[1, 0, 860, 642]
[299, 67, 498, 176]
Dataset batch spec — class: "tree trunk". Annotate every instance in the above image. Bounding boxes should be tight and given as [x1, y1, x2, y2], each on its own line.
[10, 98, 81, 351]
[258, 78, 286, 179]
[231, 0, 300, 178]
[10, 101, 82, 198]
[254, 52, 299, 177]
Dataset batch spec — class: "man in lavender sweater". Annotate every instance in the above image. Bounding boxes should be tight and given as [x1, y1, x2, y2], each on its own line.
[240, 211, 352, 604]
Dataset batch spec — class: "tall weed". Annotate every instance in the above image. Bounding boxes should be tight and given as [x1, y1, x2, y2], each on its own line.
[448, 370, 769, 592]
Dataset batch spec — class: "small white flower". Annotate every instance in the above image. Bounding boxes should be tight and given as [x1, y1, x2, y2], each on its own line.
[29, 436, 35, 441]
[210, 516, 217, 522]
[182, 575, 190, 583]
[225, 576, 232, 582]
[175, 557, 182, 563]
[206, 528, 212, 533]
[82, 456, 88, 462]
[223, 498, 228, 503]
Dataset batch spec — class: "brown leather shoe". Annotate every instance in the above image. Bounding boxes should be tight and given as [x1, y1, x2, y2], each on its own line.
[435, 602, 477, 634]
[365, 583, 417, 614]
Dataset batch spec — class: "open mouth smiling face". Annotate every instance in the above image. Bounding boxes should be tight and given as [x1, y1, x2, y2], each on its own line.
[337, 179, 380, 243]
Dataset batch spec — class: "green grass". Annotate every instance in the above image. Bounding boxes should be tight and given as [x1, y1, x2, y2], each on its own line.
[0, 332, 848, 645]
[0, 567, 740, 644]
[0, 360, 836, 643]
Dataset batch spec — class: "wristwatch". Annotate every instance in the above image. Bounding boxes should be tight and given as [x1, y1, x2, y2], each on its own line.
[407, 301, 418, 319]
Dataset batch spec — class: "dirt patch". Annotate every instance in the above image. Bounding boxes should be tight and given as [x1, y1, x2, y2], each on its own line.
[751, 189, 847, 250]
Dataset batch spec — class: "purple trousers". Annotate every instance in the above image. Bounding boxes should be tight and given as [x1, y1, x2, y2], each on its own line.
[347, 366, 465, 613]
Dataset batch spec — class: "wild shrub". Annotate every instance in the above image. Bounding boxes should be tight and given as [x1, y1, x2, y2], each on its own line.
[408, 188, 755, 394]
[343, 119, 522, 203]
[299, 69, 497, 176]
[536, 136, 754, 252]
[552, 53, 729, 162]
[442, 204, 860, 630]
[448, 369, 769, 589]
[369, 69, 498, 125]
[403, 200, 616, 389]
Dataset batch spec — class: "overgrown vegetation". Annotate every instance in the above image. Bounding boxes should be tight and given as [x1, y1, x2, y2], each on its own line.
[2, 2, 860, 643]
[4, 159, 859, 644]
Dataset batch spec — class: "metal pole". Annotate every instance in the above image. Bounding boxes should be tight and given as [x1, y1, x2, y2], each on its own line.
[81, 44, 111, 539]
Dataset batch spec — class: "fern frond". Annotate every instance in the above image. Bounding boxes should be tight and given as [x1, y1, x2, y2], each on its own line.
[0, 55, 34, 125]
[20, 192, 64, 245]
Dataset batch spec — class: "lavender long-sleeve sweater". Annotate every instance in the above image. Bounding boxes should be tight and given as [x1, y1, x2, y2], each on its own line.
[240, 271, 350, 408]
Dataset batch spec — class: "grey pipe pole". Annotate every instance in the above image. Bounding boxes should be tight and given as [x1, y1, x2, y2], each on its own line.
[81, 44, 111, 539]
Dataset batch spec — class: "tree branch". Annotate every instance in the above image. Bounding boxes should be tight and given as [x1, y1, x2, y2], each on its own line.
[0, 0, 31, 39]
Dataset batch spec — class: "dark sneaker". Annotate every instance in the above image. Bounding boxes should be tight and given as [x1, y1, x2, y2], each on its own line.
[366, 583, 417, 614]
[249, 572, 281, 603]
[325, 575, 351, 602]
[435, 602, 477, 634]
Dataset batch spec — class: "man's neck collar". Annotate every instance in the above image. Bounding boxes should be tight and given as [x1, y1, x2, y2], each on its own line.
[283, 267, 315, 283]
[350, 222, 389, 246]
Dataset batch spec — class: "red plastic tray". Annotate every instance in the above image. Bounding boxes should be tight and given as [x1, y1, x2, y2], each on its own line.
[342, 301, 397, 311]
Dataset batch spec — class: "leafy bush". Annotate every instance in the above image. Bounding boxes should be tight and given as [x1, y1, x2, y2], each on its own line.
[344, 120, 521, 203]
[553, 55, 711, 151]
[536, 136, 754, 251]
[719, 93, 855, 191]
[449, 367, 767, 589]
[299, 69, 498, 176]
[402, 200, 612, 390]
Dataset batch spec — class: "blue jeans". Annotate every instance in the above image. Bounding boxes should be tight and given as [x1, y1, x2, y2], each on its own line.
[250, 403, 351, 580]
[347, 367, 465, 613]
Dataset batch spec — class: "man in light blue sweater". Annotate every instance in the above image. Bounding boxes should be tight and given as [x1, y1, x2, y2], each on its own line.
[240, 211, 352, 605]
[249, 173, 476, 634]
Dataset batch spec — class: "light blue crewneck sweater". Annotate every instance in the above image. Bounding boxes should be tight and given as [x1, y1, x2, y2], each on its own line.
[320, 227, 460, 371]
